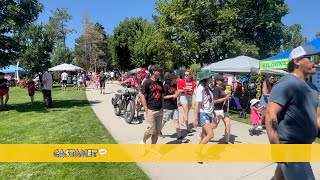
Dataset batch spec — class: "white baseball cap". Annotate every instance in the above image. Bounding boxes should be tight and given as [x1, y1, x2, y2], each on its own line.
[289, 45, 320, 60]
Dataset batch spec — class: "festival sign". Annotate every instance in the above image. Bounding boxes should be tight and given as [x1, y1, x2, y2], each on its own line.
[259, 59, 289, 70]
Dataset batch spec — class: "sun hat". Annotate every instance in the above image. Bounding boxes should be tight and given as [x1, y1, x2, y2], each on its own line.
[289, 45, 320, 60]
[250, 99, 260, 107]
[197, 71, 215, 81]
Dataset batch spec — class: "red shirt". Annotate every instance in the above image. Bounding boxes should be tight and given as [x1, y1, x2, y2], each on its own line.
[27, 80, 35, 92]
[177, 79, 196, 96]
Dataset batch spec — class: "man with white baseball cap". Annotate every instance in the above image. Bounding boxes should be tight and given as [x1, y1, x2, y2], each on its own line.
[265, 44, 320, 180]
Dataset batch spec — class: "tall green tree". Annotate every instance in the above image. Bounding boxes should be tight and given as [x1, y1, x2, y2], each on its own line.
[48, 8, 74, 66]
[154, 0, 289, 67]
[51, 41, 73, 66]
[0, 0, 43, 67]
[282, 24, 308, 51]
[47, 8, 74, 47]
[111, 17, 150, 70]
[19, 23, 54, 73]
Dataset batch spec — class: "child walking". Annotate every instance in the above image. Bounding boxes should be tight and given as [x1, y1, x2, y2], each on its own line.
[249, 98, 263, 136]
[72, 75, 77, 89]
[27, 75, 35, 104]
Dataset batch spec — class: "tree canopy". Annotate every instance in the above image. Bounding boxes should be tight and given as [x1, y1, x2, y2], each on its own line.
[0, 0, 43, 67]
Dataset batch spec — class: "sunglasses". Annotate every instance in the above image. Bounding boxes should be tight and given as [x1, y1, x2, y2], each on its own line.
[185, 74, 190, 76]
[302, 55, 315, 61]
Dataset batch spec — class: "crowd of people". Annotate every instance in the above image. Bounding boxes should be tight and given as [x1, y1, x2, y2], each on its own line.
[127, 65, 234, 145]
[1, 44, 320, 179]
[121, 45, 320, 179]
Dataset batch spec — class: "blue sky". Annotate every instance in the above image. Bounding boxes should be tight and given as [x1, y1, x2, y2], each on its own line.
[37, 0, 320, 49]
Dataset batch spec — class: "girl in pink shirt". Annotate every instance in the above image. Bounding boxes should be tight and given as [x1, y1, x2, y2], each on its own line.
[249, 99, 263, 136]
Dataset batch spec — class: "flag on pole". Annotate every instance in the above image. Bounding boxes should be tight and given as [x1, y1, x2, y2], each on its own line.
[16, 61, 20, 83]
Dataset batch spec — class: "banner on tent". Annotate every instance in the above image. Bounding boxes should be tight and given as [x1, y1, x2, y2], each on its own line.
[260, 59, 289, 70]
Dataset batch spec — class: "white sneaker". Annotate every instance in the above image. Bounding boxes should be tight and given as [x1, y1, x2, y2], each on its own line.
[139, 140, 146, 144]
[257, 126, 263, 130]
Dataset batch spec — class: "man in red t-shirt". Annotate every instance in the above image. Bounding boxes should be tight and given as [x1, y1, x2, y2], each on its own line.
[27, 75, 36, 104]
[177, 71, 196, 133]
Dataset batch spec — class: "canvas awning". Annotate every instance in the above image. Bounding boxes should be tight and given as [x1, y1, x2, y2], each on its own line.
[48, 63, 83, 72]
[0, 65, 29, 74]
[202, 56, 288, 75]
[202, 56, 260, 73]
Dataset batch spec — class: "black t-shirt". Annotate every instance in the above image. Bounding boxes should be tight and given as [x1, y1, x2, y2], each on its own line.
[213, 86, 227, 111]
[141, 79, 164, 111]
[163, 83, 178, 110]
[99, 74, 106, 82]
[0, 79, 8, 90]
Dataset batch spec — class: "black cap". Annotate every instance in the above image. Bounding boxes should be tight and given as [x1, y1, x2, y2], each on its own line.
[214, 74, 224, 81]
[165, 73, 178, 80]
[149, 65, 163, 73]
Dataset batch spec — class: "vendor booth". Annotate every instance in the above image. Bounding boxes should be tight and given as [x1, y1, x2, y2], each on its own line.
[260, 37, 320, 90]
[260, 37, 320, 70]
[201, 55, 288, 118]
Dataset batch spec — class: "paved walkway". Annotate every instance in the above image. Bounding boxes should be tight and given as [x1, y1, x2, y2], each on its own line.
[86, 83, 320, 180]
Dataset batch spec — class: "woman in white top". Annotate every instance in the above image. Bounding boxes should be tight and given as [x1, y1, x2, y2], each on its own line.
[193, 71, 216, 144]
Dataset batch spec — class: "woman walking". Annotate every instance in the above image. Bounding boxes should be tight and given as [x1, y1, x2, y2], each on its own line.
[213, 74, 232, 144]
[259, 75, 274, 124]
[178, 71, 196, 133]
[193, 71, 215, 144]
[159, 73, 183, 141]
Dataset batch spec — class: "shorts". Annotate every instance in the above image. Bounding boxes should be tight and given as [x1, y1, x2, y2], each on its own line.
[100, 81, 105, 88]
[259, 95, 268, 108]
[62, 80, 67, 85]
[163, 109, 179, 121]
[214, 110, 229, 119]
[198, 112, 213, 127]
[29, 91, 35, 97]
[135, 93, 141, 104]
[0, 89, 8, 96]
[279, 162, 314, 180]
[145, 109, 163, 135]
[180, 95, 192, 105]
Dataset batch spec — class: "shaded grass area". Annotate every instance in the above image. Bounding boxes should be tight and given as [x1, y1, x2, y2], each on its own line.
[0, 85, 149, 179]
[229, 111, 320, 144]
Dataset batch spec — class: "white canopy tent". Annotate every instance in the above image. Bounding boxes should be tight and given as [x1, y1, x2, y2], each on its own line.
[201, 56, 288, 75]
[48, 63, 83, 72]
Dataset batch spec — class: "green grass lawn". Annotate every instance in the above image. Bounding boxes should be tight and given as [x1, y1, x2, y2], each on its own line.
[0, 85, 149, 179]
[229, 111, 320, 144]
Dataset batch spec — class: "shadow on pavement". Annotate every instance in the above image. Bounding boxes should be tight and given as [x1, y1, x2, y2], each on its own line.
[210, 134, 239, 144]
